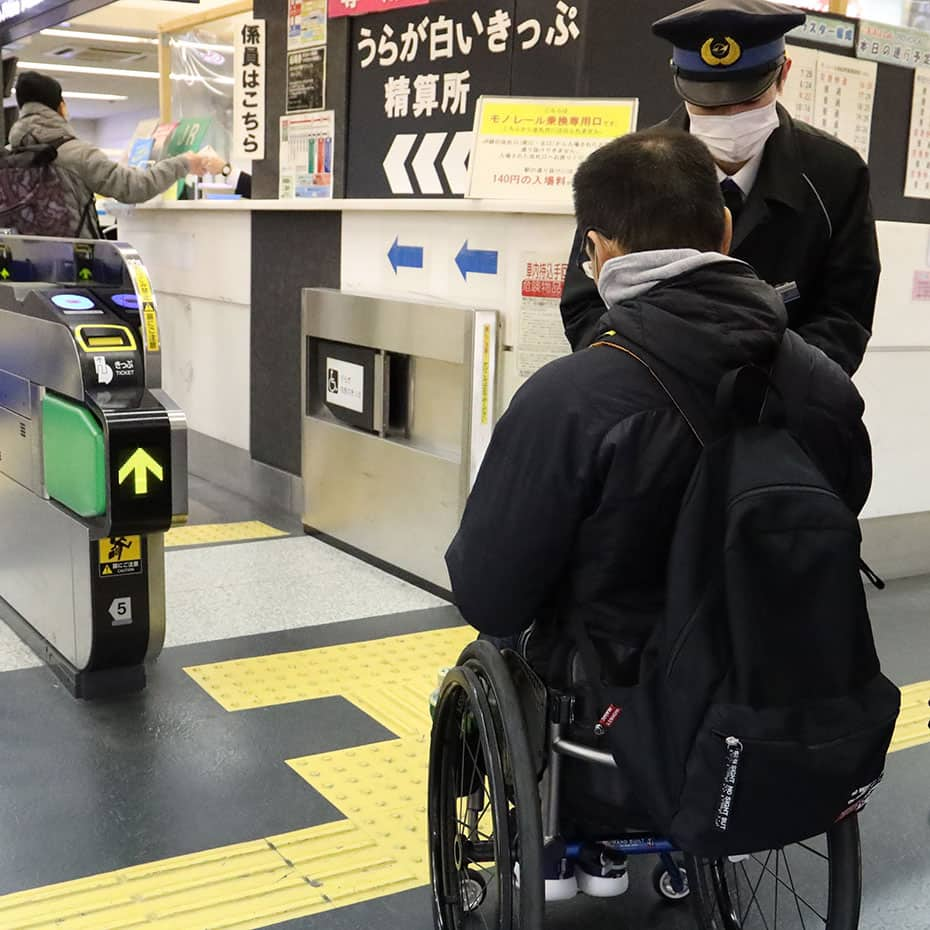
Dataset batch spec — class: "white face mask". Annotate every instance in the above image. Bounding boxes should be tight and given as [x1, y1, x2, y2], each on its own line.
[687, 100, 780, 166]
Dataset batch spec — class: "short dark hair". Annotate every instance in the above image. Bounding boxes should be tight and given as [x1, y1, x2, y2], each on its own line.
[573, 128, 726, 254]
[15, 71, 63, 112]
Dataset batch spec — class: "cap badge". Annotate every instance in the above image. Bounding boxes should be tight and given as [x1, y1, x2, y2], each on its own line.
[701, 36, 742, 67]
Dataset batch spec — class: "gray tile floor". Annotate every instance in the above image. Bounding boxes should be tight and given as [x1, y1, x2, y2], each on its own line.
[163, 534, 446, 648]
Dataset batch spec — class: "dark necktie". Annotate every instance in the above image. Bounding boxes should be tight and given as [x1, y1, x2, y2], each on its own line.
[720, 178, 744, 224]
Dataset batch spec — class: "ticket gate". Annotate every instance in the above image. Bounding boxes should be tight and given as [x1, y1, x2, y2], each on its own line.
[0, 236, 187, 697]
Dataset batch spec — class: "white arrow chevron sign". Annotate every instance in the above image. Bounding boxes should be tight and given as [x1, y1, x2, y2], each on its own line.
[382, 131, 473, 196]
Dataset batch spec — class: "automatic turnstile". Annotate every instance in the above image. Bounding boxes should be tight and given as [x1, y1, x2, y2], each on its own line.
[301, 289, 500, 591]
[0, 235, 187, 697]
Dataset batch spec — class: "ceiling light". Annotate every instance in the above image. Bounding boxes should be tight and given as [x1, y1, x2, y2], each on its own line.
[63, 91, 129, 101]
[170, 39, 234, 54]
[16, 61, 158, 78]
[40, 29, 157, 45]
[169, 72, 234, 85]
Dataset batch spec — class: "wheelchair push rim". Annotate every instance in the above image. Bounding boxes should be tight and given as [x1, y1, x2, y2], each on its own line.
[428, 644, 544, 930]
[686, 814, 862, 930]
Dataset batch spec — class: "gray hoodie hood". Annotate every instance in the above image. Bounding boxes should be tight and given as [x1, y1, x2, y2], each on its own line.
[9, 102, 75, 147]
[596, 249, 749, 307]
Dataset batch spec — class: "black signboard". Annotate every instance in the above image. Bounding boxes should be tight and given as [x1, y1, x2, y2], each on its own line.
[347, 0, 517, 197]
[345, 0, 691, 198]
[287, 47, 326, 113]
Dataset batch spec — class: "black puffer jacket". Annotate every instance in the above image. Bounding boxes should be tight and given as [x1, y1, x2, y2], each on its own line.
[446, 260, 871, 655]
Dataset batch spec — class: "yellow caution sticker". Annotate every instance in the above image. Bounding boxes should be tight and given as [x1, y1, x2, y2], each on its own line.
[128, 260, 160, 353]
[131, 263, 154, 302]
[98, 535, 142, 577]
[142, 301, 160, 353]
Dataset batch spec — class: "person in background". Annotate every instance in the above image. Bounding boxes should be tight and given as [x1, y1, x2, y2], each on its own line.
[9, 71, 225, 238]
[559, 0, 880, 376]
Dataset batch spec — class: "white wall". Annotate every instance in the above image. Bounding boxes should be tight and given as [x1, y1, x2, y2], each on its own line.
[67, 118, 97, 145]
[119, 208, 252, 451]
[855, 220, 930, 519]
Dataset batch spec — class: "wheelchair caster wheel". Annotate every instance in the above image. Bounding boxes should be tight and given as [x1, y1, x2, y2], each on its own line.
[653, 861, 689, 902]
[462, 868, 487, 912]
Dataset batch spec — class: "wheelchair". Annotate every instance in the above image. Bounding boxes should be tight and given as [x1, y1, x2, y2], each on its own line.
[427, 639, 863, 929]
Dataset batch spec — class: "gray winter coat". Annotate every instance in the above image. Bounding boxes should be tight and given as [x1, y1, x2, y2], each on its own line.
[9, 103, 191, 238]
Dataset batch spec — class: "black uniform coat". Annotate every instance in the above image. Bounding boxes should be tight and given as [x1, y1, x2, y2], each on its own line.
[560, 105, 881, 375]
[446, 261, 871, 660]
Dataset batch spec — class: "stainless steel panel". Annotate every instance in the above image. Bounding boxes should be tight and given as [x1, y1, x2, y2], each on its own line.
[0, 369, 31, 419]
[303, 289, 472, 365]
[0, 404, 40, 494]
[0, 307, 85, 401]
[0, 472, 92, 667]
[145, 532, 166, 660]
[408, 356, 466, 460]
[303, 418, 460, 589]
[151, 388, 189, 524]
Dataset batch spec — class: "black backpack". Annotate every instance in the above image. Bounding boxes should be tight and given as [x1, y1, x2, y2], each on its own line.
[0, 138, 100, 238]
[583, 337, 901, 858]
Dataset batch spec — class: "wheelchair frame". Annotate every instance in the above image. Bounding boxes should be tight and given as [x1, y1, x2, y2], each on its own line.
[428, 639, 863, 930]
[543, 690, 686, 893]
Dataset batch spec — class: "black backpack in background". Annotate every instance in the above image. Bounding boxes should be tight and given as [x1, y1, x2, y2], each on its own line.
[586, 337, 901, 858]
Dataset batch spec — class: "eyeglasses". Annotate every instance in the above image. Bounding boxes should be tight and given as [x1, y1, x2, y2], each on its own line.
[576, 228, 604, 279]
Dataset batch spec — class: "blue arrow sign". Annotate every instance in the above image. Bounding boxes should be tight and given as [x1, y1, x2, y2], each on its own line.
[455, 242, 499, 281]
[388, 237, 424, 274]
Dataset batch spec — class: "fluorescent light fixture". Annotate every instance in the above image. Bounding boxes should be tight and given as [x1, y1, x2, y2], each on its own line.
[169, 72, 234, 86]
[63, 91, 129, 101]
[17, 61, 158, 78]
[170, 39, 235, 54]
[40, 28, 157, 45]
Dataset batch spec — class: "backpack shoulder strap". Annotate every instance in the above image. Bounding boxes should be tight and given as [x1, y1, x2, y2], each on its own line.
[591, 335, 711, 446]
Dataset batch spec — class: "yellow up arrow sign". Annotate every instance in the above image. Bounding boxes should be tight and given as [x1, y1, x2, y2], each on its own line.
[118, 448, 163, 495]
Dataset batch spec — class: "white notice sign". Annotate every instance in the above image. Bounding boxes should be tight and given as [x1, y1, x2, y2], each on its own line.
[781, 46, 876, 162]
[812, 53, 876, 163]
[518, 254, 571, 379]
[906, 68, 930, 199]
[326, 358, 364, 412]
[234, 20, 266, 160]
[782, 44, 819, 124]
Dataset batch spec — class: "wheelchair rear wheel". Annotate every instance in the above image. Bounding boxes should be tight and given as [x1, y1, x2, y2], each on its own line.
[686, 814, 862, 930]
[428, 642, 544, 929]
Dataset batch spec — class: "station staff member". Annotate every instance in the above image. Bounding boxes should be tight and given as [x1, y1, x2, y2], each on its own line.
[560, 0, 880, 375]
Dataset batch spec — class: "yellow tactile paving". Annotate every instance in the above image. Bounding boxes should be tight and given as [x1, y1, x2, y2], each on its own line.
[184, 626, 473, 735]
[889, 679, 930, 753]
[4, 621, 926, 930]
[0, 626, 473, 929]
[163, 521, 287, 548]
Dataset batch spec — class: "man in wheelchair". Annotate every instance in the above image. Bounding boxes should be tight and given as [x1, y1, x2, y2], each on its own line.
[433, 129, 888, 929]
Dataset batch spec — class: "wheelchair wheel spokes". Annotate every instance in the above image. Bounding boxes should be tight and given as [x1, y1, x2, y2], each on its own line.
[688, 816, 862, 930]
[430, 667, 514, 929]
[429, 642, 544, 930]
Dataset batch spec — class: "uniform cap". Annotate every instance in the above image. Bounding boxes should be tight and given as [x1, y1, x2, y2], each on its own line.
[652, 0, 806, 107]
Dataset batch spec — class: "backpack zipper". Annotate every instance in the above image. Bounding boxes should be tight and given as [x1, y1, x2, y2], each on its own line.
[727, 484, 840, 511]
[714, 736, 743, 832]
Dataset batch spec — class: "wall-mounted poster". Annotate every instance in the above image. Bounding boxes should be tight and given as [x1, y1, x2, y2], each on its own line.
[279, 111, 335, 198]
[467, 96, 638, 203]
[287, 47, 326, 113]
[288, 0, 327, 49]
